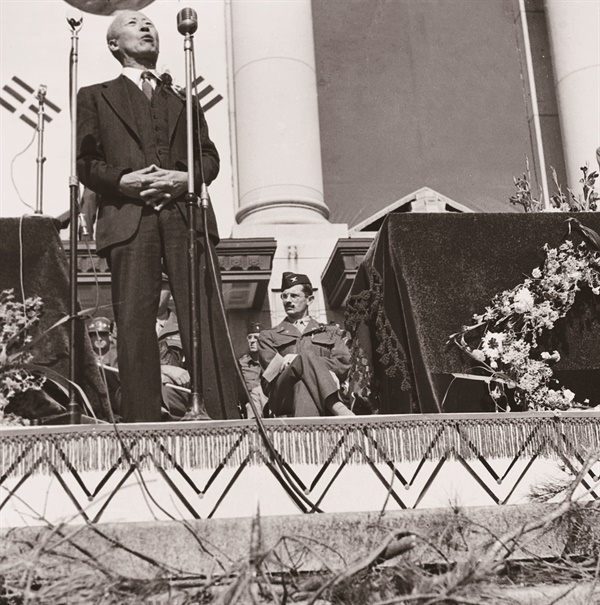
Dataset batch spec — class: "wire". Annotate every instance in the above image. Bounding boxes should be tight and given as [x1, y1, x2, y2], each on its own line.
[189, 55, 321, 513]
[10, 127, 37, 213]
[202, 218, 319, 513]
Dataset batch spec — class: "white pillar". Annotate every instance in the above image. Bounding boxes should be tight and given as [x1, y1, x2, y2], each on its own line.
[544, 0, 600, 193]
[231, 0, 329, 225]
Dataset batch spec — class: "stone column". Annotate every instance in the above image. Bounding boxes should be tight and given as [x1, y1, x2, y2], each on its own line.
[544, 0, 600, 193]
[231, 0, 329, 225]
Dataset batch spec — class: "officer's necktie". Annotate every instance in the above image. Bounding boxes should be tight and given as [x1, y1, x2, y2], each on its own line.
[140, 71, 154, 101]
[294, 318, 308, 332]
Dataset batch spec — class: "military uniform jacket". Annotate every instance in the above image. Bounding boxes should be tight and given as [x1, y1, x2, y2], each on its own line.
[158, 311, 184, 368]
[238, 354, 263, 392]
[258, 318, 351, 386]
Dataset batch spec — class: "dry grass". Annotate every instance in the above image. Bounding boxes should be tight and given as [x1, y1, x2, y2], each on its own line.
[1, 454, 599, 605]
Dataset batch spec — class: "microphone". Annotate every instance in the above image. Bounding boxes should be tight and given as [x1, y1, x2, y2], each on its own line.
[66, 8, 83, 31]
[36, 85, 47, 105]
[177, 7, 198, 35]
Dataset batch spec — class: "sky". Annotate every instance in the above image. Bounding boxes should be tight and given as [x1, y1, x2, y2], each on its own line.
[0, 0, 236, 236]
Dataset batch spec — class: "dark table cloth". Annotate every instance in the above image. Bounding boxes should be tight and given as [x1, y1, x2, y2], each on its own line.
[346, 212, 600, 414]
[0, 216, 108, 418]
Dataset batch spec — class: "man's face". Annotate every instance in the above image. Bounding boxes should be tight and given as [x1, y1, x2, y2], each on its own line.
[246, 332, 260, 353]
[90, 331, 111, 356]
[108, 11, 159, 67]
[281, 284, 312, 320]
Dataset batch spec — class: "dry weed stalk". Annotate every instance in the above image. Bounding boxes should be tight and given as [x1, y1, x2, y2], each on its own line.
[2, 453, 600, 604]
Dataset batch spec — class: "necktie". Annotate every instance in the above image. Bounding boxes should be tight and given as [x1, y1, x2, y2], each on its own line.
[294, 318, 308, 332]
[140, 71, 154, 101]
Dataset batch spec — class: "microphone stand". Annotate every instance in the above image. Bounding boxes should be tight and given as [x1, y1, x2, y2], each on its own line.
[67, 13, 83, 424]
[190, 56, 229, 420]
[35, 86, 47, 215]
[182, 26, 205, 419]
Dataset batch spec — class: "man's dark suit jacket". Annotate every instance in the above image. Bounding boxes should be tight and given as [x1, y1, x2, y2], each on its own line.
[76, 74, 220, 255]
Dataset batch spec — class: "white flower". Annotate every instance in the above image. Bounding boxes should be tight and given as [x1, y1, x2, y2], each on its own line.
[541, 350, 560, 362]
[501, 340, 530, 365]
[471, 349, 486, 363]
[481, 332, 504, 359]
[532, 268, 542, 279]
[513, 287, 535, 313]
[490, 387, 502, 400]
[563, 388, 575, 403]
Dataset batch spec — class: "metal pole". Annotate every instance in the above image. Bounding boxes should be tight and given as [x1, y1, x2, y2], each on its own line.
[518, 0, 551, 210]
[67, 13, 83, 424]
[35, 86, 47, 215]
[183, 31, 205, 418]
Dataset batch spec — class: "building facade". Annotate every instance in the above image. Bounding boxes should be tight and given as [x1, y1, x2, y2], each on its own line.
[226, 0, 598, 352]
[1, 0, 597, 357]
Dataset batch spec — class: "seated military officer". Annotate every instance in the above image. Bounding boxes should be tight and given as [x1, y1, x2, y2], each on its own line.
[258, 272, 354, 417]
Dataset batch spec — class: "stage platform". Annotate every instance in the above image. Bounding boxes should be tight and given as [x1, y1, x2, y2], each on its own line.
[1, 212, 599, 528]
[2, 412, 599, 527]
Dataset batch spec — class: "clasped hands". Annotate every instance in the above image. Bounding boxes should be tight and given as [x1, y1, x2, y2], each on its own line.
[118, 165, 187, 209]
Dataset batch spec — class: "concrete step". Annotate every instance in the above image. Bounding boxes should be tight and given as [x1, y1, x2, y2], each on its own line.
[2, 502, 599, 604]
[3, 502, 598, 574]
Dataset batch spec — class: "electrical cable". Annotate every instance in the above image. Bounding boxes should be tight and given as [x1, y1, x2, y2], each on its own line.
[189, 55, 321, 513]
[10, 128, 37, 214]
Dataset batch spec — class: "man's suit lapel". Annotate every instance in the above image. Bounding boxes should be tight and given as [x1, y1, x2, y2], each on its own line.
[162, 86, 184, 143]
[102, 75, 185, 147]
[101, 76, 142, 145]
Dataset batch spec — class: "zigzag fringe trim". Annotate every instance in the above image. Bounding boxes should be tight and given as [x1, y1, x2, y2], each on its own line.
[1, 414, 599, 478]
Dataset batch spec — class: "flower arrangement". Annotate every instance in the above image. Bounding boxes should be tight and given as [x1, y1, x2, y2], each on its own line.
[510, 161, 599, 213]
[0, 289, 45, 425]
[449, 221, 600, 411]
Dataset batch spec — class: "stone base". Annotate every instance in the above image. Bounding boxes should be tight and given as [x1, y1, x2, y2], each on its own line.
[2, 503, 598, 576]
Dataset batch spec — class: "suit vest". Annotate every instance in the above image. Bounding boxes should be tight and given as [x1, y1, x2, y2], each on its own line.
[124, 78, 172, 169]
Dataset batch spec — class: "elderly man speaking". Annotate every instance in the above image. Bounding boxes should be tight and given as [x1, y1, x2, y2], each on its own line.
[76, 10, 231, 423]
[258, 272, 354, 417]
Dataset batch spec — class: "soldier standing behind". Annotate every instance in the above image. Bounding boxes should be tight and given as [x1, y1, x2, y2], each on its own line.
[238, 323, 268, 417]
[88, 317, 120, 416]
[156, 275, 202, 420]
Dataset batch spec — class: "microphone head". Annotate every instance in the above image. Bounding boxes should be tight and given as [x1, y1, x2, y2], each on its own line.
[177, 7, 198, 35]
[37, 85, 48, 103]
[66, 8, 83, 30]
